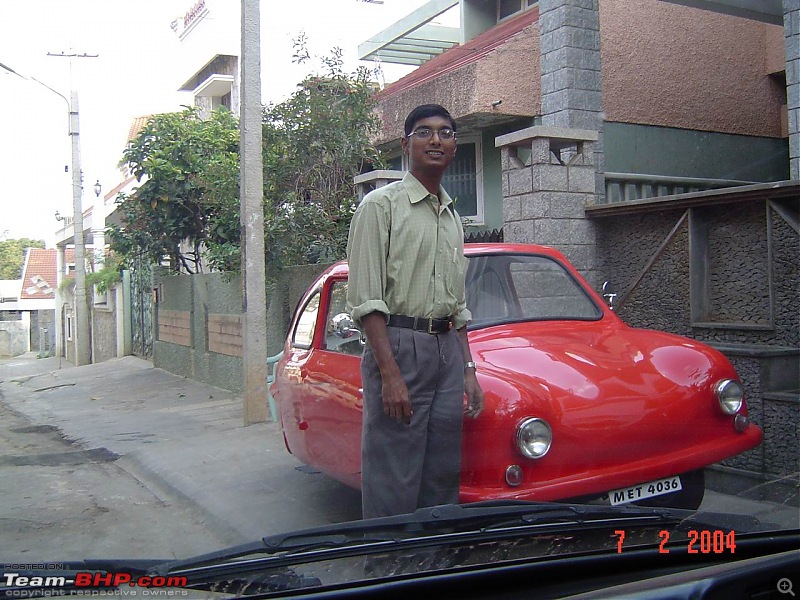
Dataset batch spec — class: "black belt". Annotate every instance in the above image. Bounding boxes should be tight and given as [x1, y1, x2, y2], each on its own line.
[386, 314, 453, 334]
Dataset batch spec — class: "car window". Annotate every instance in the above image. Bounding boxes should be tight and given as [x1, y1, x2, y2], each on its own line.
[466, 253, 602, 326]
[324, 280, 364, 356]
[291, 291, 320, 349]
[509, 259, 601, 319]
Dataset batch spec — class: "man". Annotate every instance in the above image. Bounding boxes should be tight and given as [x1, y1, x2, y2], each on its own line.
[347, 103, 484, 519]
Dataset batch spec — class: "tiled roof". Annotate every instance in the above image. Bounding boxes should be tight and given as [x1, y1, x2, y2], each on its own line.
[20, 248, 57, 300]
[127, 115, 153, 143]
[378, 7, 539, 98]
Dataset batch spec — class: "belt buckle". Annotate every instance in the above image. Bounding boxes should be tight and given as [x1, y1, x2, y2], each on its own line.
[426, 318, 436, 335]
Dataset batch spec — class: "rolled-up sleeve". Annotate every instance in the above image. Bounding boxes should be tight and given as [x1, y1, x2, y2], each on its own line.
[346, 197, 390, 324]
[452, 251, 472, 330]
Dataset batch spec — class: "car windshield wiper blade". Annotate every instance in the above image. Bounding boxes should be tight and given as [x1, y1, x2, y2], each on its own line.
[146, 501, 701, 577]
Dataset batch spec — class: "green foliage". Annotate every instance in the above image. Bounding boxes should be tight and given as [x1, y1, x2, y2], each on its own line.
[58, 276, 75, 292]
[110, 108, 240, 273]
[0, 238, 46, 280]
[110, 39, 383, 278]
[260, 39, 384, 272]
[86, 262, 122, 294]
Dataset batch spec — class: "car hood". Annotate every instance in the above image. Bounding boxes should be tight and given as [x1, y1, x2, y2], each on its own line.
[469, 320, 730, 403]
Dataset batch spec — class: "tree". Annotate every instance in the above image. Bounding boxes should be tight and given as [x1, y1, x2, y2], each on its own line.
[109, 108, 240, 273]
[111, 41, 384, 277]
[258, 40, 384, 272]
[0, 238, 46, 280]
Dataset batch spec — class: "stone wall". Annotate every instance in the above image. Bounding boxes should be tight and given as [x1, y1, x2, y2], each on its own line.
[153, 265, 331, 394]
[784, 0, 799, 179]
[0, 321, 28, 357]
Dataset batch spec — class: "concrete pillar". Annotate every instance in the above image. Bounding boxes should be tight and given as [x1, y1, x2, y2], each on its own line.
[240, 0, 269, 424]
[354, 170, 404, 202]
[785, 0, 800, 180]
[496, 126, 599, 286]
[539, 0, 605, 199]
[54, 244, 66, 359]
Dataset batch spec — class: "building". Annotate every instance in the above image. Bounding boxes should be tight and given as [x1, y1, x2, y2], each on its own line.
[0, 248, 58, 357]
[53, 162, 138, 365]
[360, 0, 790, 235]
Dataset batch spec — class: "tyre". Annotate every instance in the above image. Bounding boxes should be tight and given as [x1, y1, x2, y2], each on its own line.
[636, 469, 705, 510]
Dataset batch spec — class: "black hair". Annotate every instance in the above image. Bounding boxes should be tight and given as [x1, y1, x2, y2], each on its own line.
[403, 104, 458, 136]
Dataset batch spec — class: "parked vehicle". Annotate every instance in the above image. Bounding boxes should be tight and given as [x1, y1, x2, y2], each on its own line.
[271, 244, 763, 510]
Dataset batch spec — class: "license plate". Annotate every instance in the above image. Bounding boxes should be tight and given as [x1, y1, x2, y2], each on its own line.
[609, 476, 682, 506]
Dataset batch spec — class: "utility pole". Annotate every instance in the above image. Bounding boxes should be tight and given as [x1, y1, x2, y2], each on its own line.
[48, 51, 98, 366]
[240, 0, 269, 424]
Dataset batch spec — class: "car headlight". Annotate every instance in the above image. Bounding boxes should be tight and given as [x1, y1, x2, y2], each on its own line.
[714, 379, 744, 415]
[515, 417, 552, 459]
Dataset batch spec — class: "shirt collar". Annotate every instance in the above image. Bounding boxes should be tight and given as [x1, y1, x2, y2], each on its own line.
[403, 172, 453, 208]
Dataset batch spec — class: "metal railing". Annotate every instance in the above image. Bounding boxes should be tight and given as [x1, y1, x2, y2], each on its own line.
[604, 172, 757, 203]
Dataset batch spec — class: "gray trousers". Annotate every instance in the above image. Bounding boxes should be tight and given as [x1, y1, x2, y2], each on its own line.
[360, 326, 465, 519]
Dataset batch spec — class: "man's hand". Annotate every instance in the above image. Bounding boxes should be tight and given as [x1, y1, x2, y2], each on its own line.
[464, 370, 484, 418]
[361, 312, 412, 425]
[381, 371, 412, 424]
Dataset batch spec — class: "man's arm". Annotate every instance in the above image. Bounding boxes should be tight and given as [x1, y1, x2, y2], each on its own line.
[362, 312, 412, 424]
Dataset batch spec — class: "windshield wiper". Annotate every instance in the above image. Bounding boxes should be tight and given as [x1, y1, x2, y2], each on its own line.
[147, 500, 758, 578]
[0, 502, 769, 597]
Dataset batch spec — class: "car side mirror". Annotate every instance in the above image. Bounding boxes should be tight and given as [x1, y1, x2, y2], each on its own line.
[331, 313, 365, 344]
[602, 281, 617, 311]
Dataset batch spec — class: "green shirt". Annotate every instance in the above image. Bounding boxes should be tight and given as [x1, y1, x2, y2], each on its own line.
[346, 172, 472, 330]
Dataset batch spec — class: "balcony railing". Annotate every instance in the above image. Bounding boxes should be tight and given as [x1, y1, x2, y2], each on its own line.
[604, 172, 757, 203]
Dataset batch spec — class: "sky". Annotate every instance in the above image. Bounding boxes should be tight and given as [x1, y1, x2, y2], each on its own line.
[0, 0, 434, 247]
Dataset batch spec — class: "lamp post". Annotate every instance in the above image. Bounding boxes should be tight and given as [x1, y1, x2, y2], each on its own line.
[67, 89, 92, 366]
[92, 179, 105, 269]
[1, 60, 92, 365]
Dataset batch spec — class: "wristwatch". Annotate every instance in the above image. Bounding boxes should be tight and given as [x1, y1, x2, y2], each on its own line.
[464, 361, 477, 371]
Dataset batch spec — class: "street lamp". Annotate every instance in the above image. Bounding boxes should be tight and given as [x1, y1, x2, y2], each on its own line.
[93, 180, 102, 198]
[1, 59, 92, 366]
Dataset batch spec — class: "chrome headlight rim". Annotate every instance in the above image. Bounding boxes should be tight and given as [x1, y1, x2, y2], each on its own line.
[515, 417, 552, 460]
[714, 378, 744, 415]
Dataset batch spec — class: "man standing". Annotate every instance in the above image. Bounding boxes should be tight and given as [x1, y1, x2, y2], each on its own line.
[347, 104, 484, 519]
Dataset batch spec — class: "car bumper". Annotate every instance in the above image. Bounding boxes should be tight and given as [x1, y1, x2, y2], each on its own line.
[459, 424, 763, 503]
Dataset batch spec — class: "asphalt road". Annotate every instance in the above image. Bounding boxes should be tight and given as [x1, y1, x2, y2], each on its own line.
[0, 392, 237, 563]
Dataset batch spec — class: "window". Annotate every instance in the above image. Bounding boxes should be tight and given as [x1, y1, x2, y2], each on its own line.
[442, 135, 484, 224]
[66, 311, 73, 341]
[291, 292, 320, 349]
[466, 254, 601, 326]
[498, 0, 522, 20]
[323, 281, 364, 356]
[498, 0, 536, 22]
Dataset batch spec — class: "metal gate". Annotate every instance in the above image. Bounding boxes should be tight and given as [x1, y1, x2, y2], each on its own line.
[130, 255, 153, 358]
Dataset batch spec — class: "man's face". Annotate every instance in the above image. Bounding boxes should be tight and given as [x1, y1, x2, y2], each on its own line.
[401, 115, 457, 177]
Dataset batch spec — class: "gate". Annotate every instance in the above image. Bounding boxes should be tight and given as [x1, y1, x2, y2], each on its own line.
[130, 255, 153, 358]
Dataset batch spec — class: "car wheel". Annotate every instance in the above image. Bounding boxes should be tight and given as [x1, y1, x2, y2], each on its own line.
[636, 469, 705, 510]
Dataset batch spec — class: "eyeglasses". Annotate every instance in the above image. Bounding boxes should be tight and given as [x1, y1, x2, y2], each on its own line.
[407, 127, 457, 141]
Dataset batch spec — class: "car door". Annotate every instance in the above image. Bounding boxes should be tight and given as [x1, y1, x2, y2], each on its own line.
[278, 286, 323, 467]
[297, 278, 364, 488]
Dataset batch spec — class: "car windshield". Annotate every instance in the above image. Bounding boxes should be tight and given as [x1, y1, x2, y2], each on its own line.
[1, 0, 797, 598]
[466, 253, 602, 326]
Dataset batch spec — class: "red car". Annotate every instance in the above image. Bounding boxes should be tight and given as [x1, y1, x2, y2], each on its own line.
[271, 243, 762, 510]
